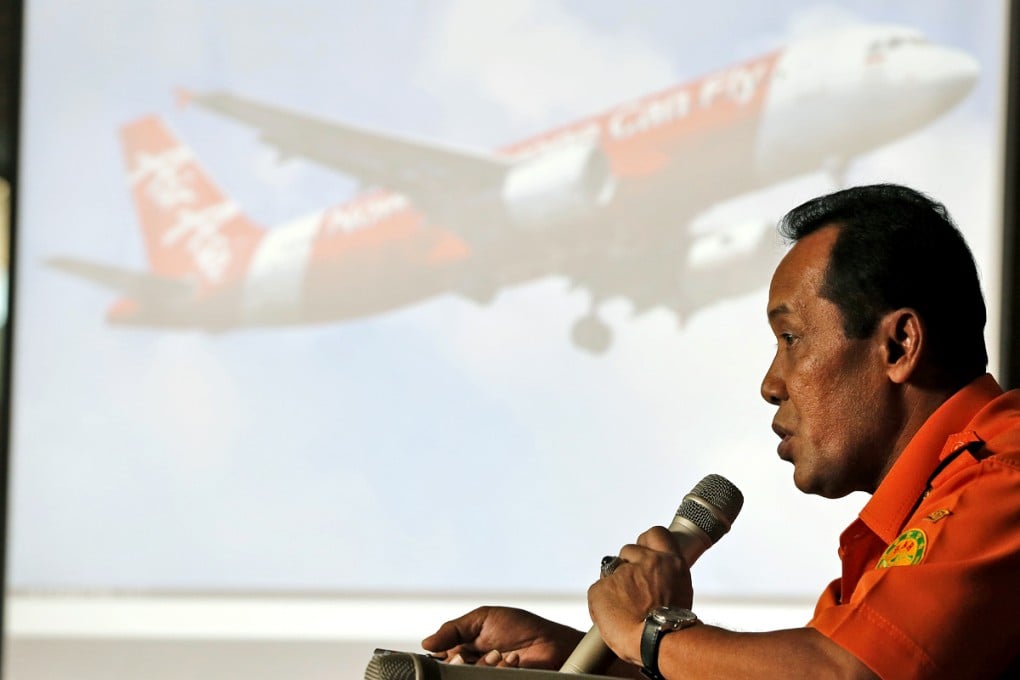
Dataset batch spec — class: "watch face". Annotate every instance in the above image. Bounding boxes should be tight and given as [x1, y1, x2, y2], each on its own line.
[651, 605, 698, 628]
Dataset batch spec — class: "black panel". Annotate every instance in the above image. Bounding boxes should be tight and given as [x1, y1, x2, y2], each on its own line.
[0, 0, 22, 667]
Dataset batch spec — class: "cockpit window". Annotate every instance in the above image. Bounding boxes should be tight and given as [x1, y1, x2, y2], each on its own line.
[867, 34, 928, 55]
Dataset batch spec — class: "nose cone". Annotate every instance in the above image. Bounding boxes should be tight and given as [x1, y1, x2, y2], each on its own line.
[934, 48, 980, 106]
[867, 44, 981, 131]
[893, 45, 980, 112]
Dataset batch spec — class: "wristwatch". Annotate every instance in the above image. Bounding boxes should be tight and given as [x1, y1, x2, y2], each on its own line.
[640, 605, 699, 680]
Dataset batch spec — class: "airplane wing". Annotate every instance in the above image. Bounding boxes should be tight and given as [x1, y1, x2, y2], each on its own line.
[183, 90, 512, 201]
[47, 257, 194, 302]
[183, 91, 620, 251]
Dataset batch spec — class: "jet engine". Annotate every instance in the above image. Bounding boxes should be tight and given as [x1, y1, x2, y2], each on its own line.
[500, 141, 616, 232]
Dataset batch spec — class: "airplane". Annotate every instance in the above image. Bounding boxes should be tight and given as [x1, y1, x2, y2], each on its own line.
[49, 23, 979, 353]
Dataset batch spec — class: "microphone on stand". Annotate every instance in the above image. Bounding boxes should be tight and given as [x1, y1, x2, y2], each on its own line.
[559, 473, 744, 675]
[365, 649, 608, 679]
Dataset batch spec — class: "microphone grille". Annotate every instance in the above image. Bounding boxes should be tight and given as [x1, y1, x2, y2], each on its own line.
[364, 653, 420, 680]
[677, 496, 728, 542]
[690, 473, 743, 523]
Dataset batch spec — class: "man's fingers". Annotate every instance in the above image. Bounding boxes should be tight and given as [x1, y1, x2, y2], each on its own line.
[444, 645, 482, 665]
[636, 525, 677, 552]
[474, 649, 524, 668]
[479, 650, 502, 666]
[421, 621, 462, 651]
[421, 607, 488, 651]
[618, 543, 651, 563]
[611, 527, 677, 567]
[616, 538, 690, 575]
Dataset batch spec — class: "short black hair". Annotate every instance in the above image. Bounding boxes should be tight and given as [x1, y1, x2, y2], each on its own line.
[778, 184, 987, 388]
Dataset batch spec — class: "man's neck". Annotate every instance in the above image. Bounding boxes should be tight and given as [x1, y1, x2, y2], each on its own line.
[871, 382, 960, 493]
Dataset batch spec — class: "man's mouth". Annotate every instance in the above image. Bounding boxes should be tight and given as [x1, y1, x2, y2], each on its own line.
[772, 423, 793, 460]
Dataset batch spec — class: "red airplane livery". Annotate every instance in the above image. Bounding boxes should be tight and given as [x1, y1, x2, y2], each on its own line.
[51, 24, 978, 352]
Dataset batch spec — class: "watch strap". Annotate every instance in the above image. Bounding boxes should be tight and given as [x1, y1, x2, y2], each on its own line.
[640, 618, 666, 680]
[640, 608, 698, 680]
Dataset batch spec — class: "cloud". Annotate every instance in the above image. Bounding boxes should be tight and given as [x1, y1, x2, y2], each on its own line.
[784, 4, 864, 39]
[416, 0, 676, 129]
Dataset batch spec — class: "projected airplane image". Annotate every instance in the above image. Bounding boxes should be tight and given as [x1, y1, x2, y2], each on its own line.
[50, 24, 978, 353]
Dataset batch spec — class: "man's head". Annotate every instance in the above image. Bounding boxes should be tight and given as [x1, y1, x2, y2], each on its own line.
[777, 183, 987, 387]
[760, 184, 987, 497]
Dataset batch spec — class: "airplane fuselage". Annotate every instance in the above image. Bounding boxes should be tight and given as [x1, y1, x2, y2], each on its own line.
[98, 24, 978, 343]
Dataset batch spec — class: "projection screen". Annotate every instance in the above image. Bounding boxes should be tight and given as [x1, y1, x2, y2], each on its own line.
[8, 0, 1010, 627]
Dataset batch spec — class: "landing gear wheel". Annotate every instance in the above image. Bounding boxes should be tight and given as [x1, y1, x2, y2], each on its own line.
[571, 315, 612, 354]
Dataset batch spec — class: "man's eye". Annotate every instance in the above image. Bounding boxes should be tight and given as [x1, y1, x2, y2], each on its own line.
[780, 333, 797, 347]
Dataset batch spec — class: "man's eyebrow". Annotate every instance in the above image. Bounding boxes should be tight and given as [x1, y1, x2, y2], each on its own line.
[768, 304, 791, 321]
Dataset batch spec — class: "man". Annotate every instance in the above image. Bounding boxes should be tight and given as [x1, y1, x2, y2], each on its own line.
[422, 185, 1020, 678]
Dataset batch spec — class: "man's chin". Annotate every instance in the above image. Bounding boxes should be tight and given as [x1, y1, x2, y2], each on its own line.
[792, 469, 853, 499]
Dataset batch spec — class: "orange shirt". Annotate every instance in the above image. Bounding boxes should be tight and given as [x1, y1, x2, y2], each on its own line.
[808, 375, 1020, 678]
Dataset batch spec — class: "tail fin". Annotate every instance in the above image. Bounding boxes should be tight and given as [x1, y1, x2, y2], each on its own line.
[120, 116, 263, 288]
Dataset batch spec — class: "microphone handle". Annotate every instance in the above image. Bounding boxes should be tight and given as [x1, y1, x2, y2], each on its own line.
[559, 626, 617, 675]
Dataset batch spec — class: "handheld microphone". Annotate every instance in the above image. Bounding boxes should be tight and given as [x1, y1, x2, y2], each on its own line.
[559, 473, 744, 675]
[365, 650, 609, 680]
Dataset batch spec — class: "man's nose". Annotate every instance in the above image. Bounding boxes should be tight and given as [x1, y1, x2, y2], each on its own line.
[761, 357, 787, 405]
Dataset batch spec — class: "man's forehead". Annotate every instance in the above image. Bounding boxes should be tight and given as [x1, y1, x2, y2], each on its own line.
[766, 227, 839, 317]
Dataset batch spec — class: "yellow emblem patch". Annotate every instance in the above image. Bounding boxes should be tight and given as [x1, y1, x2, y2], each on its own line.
[876, 528, 927, 568]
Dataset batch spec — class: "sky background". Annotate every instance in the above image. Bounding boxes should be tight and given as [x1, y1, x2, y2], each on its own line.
[8, 0, 1009, 599]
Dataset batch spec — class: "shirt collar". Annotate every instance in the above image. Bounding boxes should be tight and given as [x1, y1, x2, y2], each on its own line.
[858, 374, 1002, 543]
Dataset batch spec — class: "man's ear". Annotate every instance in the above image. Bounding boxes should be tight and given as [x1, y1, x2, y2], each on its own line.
[879, 308, 924, 384]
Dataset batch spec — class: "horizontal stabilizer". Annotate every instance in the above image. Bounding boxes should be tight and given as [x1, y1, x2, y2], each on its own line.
[47, 257, 194, 301]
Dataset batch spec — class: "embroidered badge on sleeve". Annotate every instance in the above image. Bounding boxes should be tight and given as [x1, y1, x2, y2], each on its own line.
[876, 528, 928, 568]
